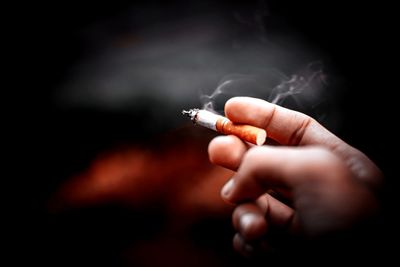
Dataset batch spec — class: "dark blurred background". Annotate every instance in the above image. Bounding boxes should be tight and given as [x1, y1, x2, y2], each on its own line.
[12, 0, 397, 265]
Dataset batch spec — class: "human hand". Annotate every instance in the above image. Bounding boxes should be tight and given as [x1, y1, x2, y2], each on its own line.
[208, 97, 383, 255]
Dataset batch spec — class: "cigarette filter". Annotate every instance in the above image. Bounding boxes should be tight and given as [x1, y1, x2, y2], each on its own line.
[182, 109, 266, 146]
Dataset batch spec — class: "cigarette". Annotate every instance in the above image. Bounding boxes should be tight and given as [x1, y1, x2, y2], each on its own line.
[182, 109, 267, 146]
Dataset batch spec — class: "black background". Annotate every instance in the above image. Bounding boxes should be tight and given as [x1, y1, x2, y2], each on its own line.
[11, 0, 398, 265]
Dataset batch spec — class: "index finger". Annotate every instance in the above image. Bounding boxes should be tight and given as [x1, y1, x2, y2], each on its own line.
[225, 97, 342, 147]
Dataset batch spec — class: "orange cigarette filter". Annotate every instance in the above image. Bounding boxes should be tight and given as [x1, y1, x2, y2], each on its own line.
[182, 109, 266, 146]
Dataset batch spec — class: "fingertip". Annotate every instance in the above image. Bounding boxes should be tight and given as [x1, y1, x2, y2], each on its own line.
[208, 135, 248, 170]
[224, 97, 240, 112]
[232, 204, 268, 240]
[233, 233, 254, 257]
[225, 96, 265, 111]
[224, 97, 254, 118]
[239, 213, 268, 240]
[220, 178, 238, 204]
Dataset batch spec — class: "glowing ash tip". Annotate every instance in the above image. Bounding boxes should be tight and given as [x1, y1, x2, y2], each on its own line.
[182, 109, 199, 121]
[181, 109, 191, 116]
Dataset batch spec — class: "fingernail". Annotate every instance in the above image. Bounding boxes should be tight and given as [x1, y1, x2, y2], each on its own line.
[240, 213, 256, 232]
[221, 179, 234, 198]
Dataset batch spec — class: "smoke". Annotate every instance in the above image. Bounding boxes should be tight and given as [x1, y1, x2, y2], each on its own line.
[200, 62, 331, 125]
[269, 62, 327, 105]
[55, 2, 338, 133]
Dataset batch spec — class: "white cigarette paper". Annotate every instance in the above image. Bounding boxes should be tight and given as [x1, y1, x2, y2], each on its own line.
[182, 109, 267, 146]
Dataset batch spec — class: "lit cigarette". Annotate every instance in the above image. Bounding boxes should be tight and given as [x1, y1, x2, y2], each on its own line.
[182, 109, 266, 146]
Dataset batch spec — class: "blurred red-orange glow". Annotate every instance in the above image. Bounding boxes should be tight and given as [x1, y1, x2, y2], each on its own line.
[50, 126, 234, 222]
[45, 126, 239, 266]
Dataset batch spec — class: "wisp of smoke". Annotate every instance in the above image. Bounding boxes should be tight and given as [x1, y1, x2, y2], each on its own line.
[200, 62, 330, 125]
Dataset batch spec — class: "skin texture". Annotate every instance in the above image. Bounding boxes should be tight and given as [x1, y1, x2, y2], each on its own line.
[208, 97, 383, 256]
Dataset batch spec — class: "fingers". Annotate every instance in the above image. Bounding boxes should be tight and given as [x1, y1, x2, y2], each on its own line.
[232, 194, 294, 240]
[224, 145, 380, 236]
[233, 233, 256, 257]
[232, 194, 295, 255]
[220, 97, 383, 191]
[214, 97, 379, 184]
[208, 135, 249, 171]
[231, 202, 268, 241]
[225, 97, 343, 147]
[221, 145, 345, 204]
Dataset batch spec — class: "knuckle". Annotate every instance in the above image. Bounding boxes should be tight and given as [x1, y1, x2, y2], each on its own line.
[297, 146, 347, 181]
[288, 114, 313, 145]
[310, 147, 342, 167]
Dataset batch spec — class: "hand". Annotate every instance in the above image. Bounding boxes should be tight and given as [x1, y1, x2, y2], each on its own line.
[208, 97, 383, 256]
